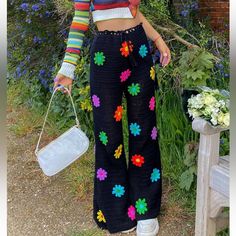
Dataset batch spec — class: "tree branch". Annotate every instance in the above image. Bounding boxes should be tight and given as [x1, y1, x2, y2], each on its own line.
[156, 25, 199, 49]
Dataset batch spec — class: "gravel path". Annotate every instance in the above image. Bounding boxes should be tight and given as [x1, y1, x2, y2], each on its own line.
[7, 106, 195, 236]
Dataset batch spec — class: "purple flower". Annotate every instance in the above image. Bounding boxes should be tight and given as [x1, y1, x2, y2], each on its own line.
[32, 4, 40, 11]
[25, 18, 31, 24]
[20, 3, 29, 11]
[45, 11, 51, 17]
[96, 168, 107, 181]
[191, 2, 198, 10]
[33, 36, 43, 44]
[181, 9, 189, 17]
[151, 126, 158, 140]
[92, 94, 100, 107]
[16, 66, 21, 78]
[39, 69, 46, 76]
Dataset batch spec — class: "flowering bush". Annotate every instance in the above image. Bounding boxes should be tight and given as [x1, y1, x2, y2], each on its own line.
[187, 87, 230, 127]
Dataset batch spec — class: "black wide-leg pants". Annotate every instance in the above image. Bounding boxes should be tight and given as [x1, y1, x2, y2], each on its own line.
[89, 22, 162, 234]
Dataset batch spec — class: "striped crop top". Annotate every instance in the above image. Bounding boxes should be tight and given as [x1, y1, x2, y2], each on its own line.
[57, 0, 141, 80]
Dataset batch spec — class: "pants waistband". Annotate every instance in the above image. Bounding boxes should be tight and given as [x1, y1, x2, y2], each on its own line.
[96, 22, 143, 36]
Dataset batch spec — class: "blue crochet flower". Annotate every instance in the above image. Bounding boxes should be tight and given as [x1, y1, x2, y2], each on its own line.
[129, 122, 141, 136]
[150, 168, 160, 182]
[112, 184, 125, 197]
[139, 44, 148, 58]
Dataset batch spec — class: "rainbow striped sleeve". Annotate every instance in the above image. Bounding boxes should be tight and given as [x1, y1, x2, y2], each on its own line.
[58, 0, 91, 80]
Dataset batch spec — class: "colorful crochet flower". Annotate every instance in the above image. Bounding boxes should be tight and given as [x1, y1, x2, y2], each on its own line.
[150, 168, 160, 182]
[129, 122, 141, 136]
[131, 154, 145, 167]
[120, 40, 134, 57]
[92, 94, 100, 107]
[99, 131, 108, 145]
[151, 126, 158, 140]
[135, 198, 148, 215]
[114, 144, 123, 159]
[149, 96, 155, 111]
[112, 184, 125, 197]
[96, 168, 108, 181]
[139, 44, 148, 58]
[128, 83, 140, 96]
[114, 105, 123, 121]
[97, 210, 106, 223]
[128, 205, 136, 221]
[94, 51, 105, 66]
[150, 66, 156, 81]
[120, 69, 131, 82]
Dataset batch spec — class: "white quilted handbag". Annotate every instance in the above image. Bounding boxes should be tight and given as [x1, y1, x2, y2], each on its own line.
[34, 85, 90, 176]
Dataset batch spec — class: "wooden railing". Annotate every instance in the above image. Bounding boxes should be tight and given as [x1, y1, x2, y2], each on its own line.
[192, 117, 229, 236]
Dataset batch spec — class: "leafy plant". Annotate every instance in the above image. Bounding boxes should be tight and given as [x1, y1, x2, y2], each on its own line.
[179, 142, 198, 191]
[176, 47, 218, 88]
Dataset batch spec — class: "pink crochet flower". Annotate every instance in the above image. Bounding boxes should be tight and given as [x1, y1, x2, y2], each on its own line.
[120, 69, 131, 82]
[96, 168, 107, 181]
[128, 205, 136, 221]
[92, 94, 100, 107]
[149, 96, 155, 111]
[151, 126, 158, 140]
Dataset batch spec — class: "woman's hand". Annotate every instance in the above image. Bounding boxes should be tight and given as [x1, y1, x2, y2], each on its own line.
[53, 73, 73, 94]
[154, 37, 171, 67]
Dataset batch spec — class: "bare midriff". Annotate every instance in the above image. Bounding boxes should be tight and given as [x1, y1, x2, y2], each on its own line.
[95, 17, 142, 31]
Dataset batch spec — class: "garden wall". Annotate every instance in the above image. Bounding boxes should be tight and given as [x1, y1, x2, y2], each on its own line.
[171, 0, 229, 33]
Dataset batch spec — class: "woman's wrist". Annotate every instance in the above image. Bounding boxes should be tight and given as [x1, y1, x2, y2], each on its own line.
[153, 34, 162, 44]
[57, 62, 76, 80]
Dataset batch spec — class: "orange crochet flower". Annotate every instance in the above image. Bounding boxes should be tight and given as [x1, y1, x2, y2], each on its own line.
[114, 105, 123, 121]
[131, 154, 145, 167]
[120, 41, 134, 57]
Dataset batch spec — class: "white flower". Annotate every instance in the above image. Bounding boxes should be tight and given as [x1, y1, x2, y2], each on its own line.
[210, 116, 218, 126]
[187, 87, 229, 128]
[188, 108, 201, 118]
[223, 113, 230, 127]
[218, 100, 225, 107]
[217, 112, 225, 125]
[202, 106, 212, 116]
[203, 94, 217, 106]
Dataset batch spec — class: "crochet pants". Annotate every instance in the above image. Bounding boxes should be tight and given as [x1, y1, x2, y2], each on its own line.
[89, 22, 162, 234]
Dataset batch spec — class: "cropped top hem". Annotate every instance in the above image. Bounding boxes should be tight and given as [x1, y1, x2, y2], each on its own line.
[92, 7, 134, 22]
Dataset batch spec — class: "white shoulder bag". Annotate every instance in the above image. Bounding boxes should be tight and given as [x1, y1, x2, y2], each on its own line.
[34, 85, 90, 176]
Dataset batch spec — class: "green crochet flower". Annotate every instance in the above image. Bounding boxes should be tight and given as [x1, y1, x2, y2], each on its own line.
[135, 198, 148, 215]
[128, 83, 140, 96]
[94, 51, 105, 66]
[139, 44, 148, 58]
[99, 131, 108, 145]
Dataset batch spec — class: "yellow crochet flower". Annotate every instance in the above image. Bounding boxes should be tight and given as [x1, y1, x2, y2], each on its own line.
[114, 144, 123, 159]
[97, 210, 106, 223]
[150, 66, 155, 81]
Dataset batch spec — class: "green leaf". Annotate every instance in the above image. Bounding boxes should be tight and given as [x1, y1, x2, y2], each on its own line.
[179, 170, 194, 191]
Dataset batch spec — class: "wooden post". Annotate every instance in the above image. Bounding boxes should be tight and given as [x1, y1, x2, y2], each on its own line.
[192, 117, 228, 236]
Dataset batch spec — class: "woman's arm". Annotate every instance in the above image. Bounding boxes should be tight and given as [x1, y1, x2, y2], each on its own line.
[136, 10, 160, 41]
[136, 10, 171, 67]
[57, 0, 91, 80]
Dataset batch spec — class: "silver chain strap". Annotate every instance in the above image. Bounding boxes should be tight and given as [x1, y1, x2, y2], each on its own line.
[35, 85, 80, 155]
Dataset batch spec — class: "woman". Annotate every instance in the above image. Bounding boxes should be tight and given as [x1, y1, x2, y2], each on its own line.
[54, 0, 171, 235]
